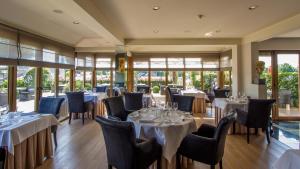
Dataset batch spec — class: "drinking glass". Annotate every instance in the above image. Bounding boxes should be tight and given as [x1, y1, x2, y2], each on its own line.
[172, 102, 178, 112]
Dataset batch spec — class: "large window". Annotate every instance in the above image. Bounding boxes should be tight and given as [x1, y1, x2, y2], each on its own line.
[0, 65, 8, 112]
[185, 71, 202, 89]
[203, 71, 217, 90]
[59, 69, 70, 95]
[96, 70, 111, 86]
[134, 71, 148, 85]
[42, 68, 55, 97]
[96, 58, 111, 68]
[75, 70, 84, 91]
[17, 66, 35, 112]
[185, 58, 202, 68]
[150, 58, 166, 68]
[84, 71, 92, 91]
[151, 71, 166, 92]
[168, 71, 183, 86]
[43, 49, 56, 63]
[168, 58, 184, 68]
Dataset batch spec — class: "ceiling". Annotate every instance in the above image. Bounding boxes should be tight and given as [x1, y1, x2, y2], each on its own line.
[90, 0, 300, 39]
[277, 28, 300, 37]
[0, 0, 300, 53]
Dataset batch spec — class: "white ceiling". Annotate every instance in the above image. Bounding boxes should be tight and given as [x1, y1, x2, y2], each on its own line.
[91, 0, 300, 39]
[278, 28, 300, 37]
[0, 0, 300, 53]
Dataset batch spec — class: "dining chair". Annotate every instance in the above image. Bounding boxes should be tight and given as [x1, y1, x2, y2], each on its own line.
[103, 96, 132, 121]
[173, 95, 195, 113]
[95, 86, 107, 93]
[38, 97, 65, 148]
[166, 86, 179, 102]
[66, 92, 93, 125]
[234, 99, 276, 144]
[96, 116, 162, 169]
[124, 92, 143, 111]
[137, 85, 150, 94]
[213, 89, 230, 98]
[176, 113, 236, 169]
[0, 148, 5, 169]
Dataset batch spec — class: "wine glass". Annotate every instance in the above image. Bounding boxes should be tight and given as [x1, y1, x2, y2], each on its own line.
[172, 102, 178, 112]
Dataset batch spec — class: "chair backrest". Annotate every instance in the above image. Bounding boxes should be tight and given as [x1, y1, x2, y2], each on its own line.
[247, 99, 276, 128]
[137, 85, 150, 93]
[214, 112, 236, 162]
[173, 95, 195, 112]
[103, 96, 127, 121]
[124, 92, 143, 111]
[38, 97, 65, 119]
[213, 89, 230, 98]
[66, 92, 85, 113]
[96, 116, 135, 169]
[106, 88, 120, 97]
[95, 86, 107, 93]
[166, 86, 174, 102]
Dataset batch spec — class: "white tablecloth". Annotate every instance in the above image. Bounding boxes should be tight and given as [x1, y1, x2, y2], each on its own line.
[127, 110, 197, 163]
[213, 98, 248, 114]
[274, 149, 300, 169]
[180, 90, 207, 99]
[0, 113, 58, 155]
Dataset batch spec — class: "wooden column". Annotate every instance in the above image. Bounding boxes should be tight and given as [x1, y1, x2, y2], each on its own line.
[92, 55, 97, 88]
[201, 71, 204, 90]
[271, 51, 278, 120]
[127, 56, 134, 92]
[55, 68, 59, 97]
[8, 66, 17, 112]
[218, 71, 224, 89]
[70, 69, 75, 91]
[148, 60, 151, 88]
[34, 67, 42, 112]
[83, 70, 86, 90]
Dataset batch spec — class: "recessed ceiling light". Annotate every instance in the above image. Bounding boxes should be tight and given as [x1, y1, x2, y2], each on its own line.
[215, 30, 221, 33]
[72, 21, 80, 24]
[184, 30, 191, 33]
[198, 14, 205, 19]
[53, 9, 63, 14]
[248, 5, 258, 11]
[153, 6, 160, 10]
[153, 30, 159, 33]
[205, 32, 213, 37]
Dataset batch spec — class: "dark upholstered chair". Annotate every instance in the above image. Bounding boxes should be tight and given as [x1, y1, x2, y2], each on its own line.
[235, 99, 276, 144]
[173, 95, 195, 113]
[96, 116, 162, 169]
[166, 86, 180, 102]
[103, 96, 132, 121]
[176, 113, 236, 169]
[38, 97, 64, 148]
[213, 89, 230, 98]
[0, 148, 5, 169]
[106, 88, 120, 97]
[95, 86, 107, 93]
[66, 92, 93, 125]
[124, 92, 143, 112]
[137, 85, 150, 93]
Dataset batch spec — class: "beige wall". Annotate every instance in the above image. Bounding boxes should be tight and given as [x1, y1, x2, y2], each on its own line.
[258, 37, 300, 50]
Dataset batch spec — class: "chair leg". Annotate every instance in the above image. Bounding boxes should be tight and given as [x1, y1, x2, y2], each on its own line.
[69, 113, 72, 124]
[247, 127, 250, 144]
[82, 113, 85, 125]
[266, 127, 271, 144]
[157, 156, 161, 169]
[108, 164, 112, 169]
[211, 165, 215, 169]
[176, 153, 181, 169]
[219, 159, 223, 169]
[255, 128, 258, 135]
[232, 121, 236, 134]
[53, 131, 57, 148]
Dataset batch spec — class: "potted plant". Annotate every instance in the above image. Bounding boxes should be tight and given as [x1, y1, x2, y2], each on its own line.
[256, 60, 266, 84]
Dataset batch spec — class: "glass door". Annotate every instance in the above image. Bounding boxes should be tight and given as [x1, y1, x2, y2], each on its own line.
[276, 53, 300, 118]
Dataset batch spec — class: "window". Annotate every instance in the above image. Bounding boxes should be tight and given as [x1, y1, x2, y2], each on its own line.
[203, 71, 218, 90]
[85, 71, 92, 91]
[203, 61, 219, 68]
[59, 69, 70, 95]
[150, 58, 166, 68]
[96, 58, 111, 68]
[134, 61, 148, 69]
[185, 71, 202, 89]
[43, 49, 56, 63]
[168, 71, 183, 86]
[85, 57, 94, 67]
[17, 66, 35, 112]
[134, 71, 148, 85]
[168, 58, 184, 68]
[75, 70, 84, 91]
[96, 70, 111, 86]
[42, 68, 55, 97]
[21, 45, 36, 61]
[0, 65, 8, 112]
[76, 58, 84, 67]
[185, 58, 202, 68]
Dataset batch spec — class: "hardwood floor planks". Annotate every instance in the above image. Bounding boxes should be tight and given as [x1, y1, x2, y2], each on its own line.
[37, 116, 288, 169]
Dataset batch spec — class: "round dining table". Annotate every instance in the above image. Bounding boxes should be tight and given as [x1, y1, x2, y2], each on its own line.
[127, 109, 197, 169]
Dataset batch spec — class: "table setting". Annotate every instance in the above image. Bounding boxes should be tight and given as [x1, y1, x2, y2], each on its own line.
[180, 89, 208, 114]
[0, 111, 58, 169]
[127, 102, 197, 169]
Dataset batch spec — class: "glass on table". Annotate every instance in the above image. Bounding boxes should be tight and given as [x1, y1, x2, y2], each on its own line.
[172, 102, 178, 112]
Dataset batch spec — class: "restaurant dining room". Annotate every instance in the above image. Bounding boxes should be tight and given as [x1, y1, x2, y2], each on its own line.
[1, 0, 300, 169]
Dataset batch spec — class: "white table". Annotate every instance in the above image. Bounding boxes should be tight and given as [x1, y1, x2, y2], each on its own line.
[0, 113, 58, 169]
[274, 149, 300, 169]
[180, 90, 208, 114]
[127, 109, 197, 169]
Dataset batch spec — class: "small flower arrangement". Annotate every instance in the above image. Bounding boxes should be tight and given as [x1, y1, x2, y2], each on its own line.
[256, 60, 265, 76]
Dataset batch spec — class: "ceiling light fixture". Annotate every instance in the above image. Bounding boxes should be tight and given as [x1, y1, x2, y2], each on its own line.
[153, 30, 159, 33]
[53, 9, 63, 14]
[72, 21, 80, 24]
[198, 14, 205, 19]
[204, 32, 213, 37]
[153, 6, 160, 10]
[248, 5, 258, 11]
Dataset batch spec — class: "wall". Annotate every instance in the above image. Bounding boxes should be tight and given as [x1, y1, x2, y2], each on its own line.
[258, 37, 300, 50]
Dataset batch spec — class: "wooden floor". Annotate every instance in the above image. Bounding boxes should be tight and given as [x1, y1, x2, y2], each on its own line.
[37, 114, 289, 169]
